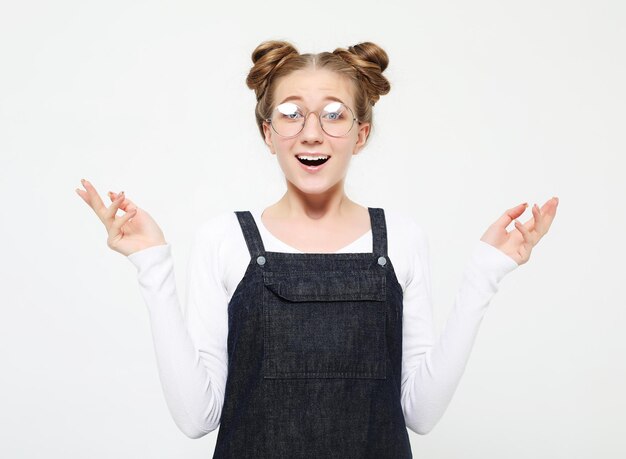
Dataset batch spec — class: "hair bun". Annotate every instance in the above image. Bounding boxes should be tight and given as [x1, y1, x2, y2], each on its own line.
[246, 40, 299, 101]
[333, 42, 390, 105]
[347, 42, 389, 73]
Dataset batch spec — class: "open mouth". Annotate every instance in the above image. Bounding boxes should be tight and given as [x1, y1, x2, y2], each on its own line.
[296, 155, 330, 167]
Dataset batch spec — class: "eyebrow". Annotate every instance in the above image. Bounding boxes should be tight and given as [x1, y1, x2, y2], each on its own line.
[277, 95, 347, 106]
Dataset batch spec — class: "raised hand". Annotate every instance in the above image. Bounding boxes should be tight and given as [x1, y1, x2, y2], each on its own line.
[75, 178, 167, 257]
[480, 197, 559, 266]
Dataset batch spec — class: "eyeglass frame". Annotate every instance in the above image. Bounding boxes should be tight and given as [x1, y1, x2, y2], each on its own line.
[263, 101, 362, 139]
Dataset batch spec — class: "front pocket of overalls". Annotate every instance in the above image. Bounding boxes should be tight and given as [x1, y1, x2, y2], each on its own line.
[262, 270, 387, 379]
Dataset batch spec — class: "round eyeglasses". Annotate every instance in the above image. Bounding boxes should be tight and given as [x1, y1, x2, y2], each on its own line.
[265, 101, 359, 138]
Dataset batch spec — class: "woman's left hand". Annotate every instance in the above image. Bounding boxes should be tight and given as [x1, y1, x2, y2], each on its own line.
[480, 197, 559, 266]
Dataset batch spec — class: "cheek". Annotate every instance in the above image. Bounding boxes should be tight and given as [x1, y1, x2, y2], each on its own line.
[335, 137, 358, 154]
[267, 134, 287, 155]
[274, 141, 297, 167]
[274, 138, 294, 153]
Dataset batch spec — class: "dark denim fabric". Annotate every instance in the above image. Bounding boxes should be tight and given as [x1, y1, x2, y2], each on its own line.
[212, 208, 412, 458]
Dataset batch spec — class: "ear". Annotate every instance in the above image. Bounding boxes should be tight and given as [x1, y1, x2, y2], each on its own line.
[262, 121, 276, 154]
[353, 122, 371, 155]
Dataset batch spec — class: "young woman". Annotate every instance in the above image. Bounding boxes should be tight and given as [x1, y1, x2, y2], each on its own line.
[76, 40, 558, 458]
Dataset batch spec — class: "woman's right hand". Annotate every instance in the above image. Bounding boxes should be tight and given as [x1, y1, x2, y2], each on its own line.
[76, 178, 167, 257]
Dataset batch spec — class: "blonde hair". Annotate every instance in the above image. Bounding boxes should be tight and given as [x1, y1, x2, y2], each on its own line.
[245, 40, 391, 144]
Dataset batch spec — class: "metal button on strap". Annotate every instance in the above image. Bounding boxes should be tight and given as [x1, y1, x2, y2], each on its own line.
[256, 255, 266, 266]
[377, 256, 387, 266]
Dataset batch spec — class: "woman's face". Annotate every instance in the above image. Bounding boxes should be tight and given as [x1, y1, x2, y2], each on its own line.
[262, 68, 370, 196]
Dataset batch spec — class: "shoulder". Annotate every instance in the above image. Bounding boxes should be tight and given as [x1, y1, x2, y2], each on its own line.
[378, 207, 430, 292]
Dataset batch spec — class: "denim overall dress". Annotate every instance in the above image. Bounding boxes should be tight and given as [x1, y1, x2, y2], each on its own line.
[212, 207, 413, 458]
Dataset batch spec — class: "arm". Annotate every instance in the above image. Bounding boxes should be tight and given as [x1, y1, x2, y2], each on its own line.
[127, 220, 229, 439]
[400, 221, 519, 434]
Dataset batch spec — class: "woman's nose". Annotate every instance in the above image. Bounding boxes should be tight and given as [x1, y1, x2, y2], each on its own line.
[300, 112, 324, 141]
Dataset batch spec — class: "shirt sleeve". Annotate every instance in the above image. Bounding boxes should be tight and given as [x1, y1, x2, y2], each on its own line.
[400, 220, 519, 434]
[126, 219, 229, 439]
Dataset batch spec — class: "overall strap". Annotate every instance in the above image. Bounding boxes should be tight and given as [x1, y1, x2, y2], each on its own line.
[234, 211, 266, 257]
[368, 207, 388, 256]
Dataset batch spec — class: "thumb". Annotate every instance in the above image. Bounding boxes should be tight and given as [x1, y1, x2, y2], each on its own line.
[110, 207, 138, 236]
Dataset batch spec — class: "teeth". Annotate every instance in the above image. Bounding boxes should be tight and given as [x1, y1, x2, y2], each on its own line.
[297, 154, 328, 160]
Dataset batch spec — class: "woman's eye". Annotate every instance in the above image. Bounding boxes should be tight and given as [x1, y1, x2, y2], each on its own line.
[276, 103, 303, 120]
[324, 112, 341, 120]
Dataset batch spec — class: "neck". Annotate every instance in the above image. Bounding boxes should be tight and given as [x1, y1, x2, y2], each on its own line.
[273, 179, 356, 221]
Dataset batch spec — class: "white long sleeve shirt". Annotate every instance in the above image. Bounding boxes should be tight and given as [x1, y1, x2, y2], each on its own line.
[127, 207, 519, 439]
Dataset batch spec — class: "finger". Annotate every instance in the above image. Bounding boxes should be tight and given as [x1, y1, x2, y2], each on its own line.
[527, 197, 557, 241]
[540, 197, 559, 231]
[104, 191, 126, 221]
[518, 203, 539, 235]
[531, 203, 544, 235]
[522, 197, 559, 243]
[75, 187, 89, 204]
[542, 196, 559, 212]
[110, 206, 138, 235]
[514, 218, 535, 247]
[79, 179, 108, 219]
[108, 191, 138, 213]
[494, 202, 528, 229]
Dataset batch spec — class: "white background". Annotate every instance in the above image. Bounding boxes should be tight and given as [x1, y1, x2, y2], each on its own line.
[1, 0, 624, 457]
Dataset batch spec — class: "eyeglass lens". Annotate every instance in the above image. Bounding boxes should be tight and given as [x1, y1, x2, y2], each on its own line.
[270, 102, 355, 137]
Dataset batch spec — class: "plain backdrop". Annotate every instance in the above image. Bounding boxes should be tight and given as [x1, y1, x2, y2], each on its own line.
[1, 0, 624, 457]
